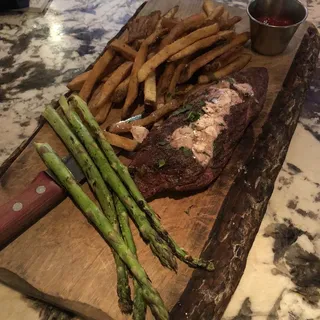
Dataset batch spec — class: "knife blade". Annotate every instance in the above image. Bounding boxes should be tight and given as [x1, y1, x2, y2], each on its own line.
[0, 155, 85, 249]
[0, 113, 142, 249]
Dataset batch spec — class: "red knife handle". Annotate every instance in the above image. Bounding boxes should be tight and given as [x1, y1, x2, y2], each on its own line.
[0, 171, 66, 249]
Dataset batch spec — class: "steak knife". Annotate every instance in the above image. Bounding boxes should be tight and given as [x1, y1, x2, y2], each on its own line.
[0, 113, 142, 249]
[0, 155, 85, 249]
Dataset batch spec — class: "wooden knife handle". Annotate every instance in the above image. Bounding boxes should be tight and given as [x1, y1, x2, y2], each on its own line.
[0, 171, 66, 249]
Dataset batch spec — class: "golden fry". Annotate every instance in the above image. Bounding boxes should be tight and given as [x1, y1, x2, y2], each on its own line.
[207, 5, 225, 23]
[94, 61, 133, 112]
[174, 84, 195, 96]
[67, 70, 90, 91]
[79, 49, 115, 102]
[198, 54, 252, 84]
[127, 11, 161, 43]
[103, 131, 138, 151]
[169, 30, 234, 61]
[179, 32, 250, 83]
[79, 30, 128, 101]
[122, 26, 166, 119]
[157, 62, 176, 96]
[111, 77, 130, 103]
[156, 5, 179, 29]
[122, 43, 148, 119]
[145, 27, 168, 45]
[144, 71, 157, 107]
[110, 39, 137, 61]
[221, 16, 242, 30]
[160, 13, 207, 49]
[203, 46, 243, 72]
[161, 17, 179, 29]
[138, 23, 219, 83]
[168, 57, 190, 98]
[109, 99, 181, 133]
[88, 83, 104, 113]
[95, 101, 113, 124]
[162, 5, 179, 19]
[219, 11, 230, 26]
[203, 0, 215, 16]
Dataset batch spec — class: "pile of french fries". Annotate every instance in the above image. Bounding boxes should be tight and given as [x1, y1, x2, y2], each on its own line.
[67, 0, 252, 151]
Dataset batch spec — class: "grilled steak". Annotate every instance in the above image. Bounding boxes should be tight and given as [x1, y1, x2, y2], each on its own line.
[129, 67, 269, 198]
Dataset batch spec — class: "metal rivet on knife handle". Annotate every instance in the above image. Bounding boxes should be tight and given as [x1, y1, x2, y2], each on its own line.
[12, 202, 23, 212]
[36, 186, 46, 194]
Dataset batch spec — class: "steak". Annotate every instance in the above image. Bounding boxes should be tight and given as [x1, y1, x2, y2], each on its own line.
[129, 67, 269, 199]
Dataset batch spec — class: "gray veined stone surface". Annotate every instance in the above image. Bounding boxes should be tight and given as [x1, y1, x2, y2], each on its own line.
[0, 0, 319, 319]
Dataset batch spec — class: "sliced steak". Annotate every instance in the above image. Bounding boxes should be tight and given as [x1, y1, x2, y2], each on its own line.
[129, 67, 269, 199]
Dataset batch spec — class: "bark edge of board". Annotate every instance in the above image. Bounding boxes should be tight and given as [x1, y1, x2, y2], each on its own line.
[170, 25, 320, 320]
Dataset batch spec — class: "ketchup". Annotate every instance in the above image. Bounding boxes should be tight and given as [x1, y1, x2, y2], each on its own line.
[257, 16, 294, 26]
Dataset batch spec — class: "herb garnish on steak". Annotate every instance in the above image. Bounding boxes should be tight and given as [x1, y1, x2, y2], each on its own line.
[129, 67, 269, 198]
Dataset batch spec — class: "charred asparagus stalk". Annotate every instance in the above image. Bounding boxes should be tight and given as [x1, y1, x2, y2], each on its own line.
[43, 105, 132, 313]
[70, 94, 214, 271]
[59, 96, 177, 272]
[114, 195, 147, 320]
[35, 143, 169, 320]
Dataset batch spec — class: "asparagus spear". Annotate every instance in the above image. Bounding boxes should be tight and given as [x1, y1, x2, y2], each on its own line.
[58, 96, 177, 272]
[43, 105, 132, 313]
[114, 195, 146, 320]
[70, 94, 214, 271]
[35, 143, 169, 320]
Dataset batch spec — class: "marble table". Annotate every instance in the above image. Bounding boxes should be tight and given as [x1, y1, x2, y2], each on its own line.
[0, 0, 319, 319]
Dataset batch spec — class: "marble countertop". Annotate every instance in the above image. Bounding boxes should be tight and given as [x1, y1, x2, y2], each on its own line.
[0, 0, 319, 319]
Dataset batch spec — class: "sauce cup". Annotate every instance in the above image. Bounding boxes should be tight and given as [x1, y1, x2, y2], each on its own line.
[247, 0, 308, 55]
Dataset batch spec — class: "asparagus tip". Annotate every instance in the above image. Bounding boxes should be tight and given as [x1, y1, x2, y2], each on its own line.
[119, 300, 133, 315]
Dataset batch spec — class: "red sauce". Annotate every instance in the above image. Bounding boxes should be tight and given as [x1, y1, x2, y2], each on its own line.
[257, 16, 294, 26]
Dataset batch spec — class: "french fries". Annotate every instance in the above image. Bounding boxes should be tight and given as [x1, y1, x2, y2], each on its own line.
[95, 101, 112, 124]
[160, 13, 207, 49]
[144, 70, 157, 107]
[138, 23, 219, 83]
[219, 11, 230, 26]
[110, 39, 138, 61]
[203, 0, 215, 16]
[122, 43, 148, 119]
[198, 54, 252, 84]
[103, 131, 138, 151]
[157, 62, 176, 96]
[67, 71, 90, 91]
[89, 83, 104, 113]
[156, 5, 179, 29]
[127, 11, 161, 43]
[111, 77, 130, 103]
[145, 27, 168, 45]
[207, 5, 224, 22]
[162, 5, 179, 19]
[66, 2, 256, 153]
[161, 18, 179, 29]
[203, 46, 243, 72]
[174, 84, 194, 96]
[221, 16, 242, 30]
[94, 61, 133, 112]
[168, 57, 190, 98]
[168, 30, 234, 62]
[122, 27, 170, 119]
[79, 49, 115, 102]
[179, 32, 250, 83]
[109, 99, 181, 133]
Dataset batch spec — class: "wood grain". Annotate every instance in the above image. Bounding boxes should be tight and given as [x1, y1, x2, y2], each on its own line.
[0, 1, 319, 320]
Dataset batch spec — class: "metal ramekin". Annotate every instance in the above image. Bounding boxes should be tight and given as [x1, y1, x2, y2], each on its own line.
[247, 0, 308, 55]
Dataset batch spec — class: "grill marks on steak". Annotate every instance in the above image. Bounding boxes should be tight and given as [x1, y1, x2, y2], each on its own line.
[129, 68, 269, 199]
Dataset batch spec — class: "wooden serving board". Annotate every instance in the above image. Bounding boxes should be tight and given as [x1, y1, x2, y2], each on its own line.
[0, 1, 319, 319]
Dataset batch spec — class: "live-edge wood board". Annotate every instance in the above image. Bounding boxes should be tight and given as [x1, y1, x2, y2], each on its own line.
[0, 0, 319, 319]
